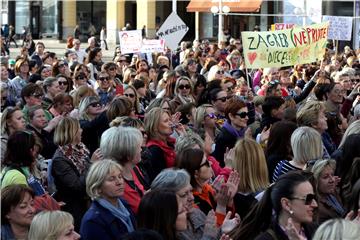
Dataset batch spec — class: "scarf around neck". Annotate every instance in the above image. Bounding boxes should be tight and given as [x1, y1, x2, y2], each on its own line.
[223, 120, 246, 138]
[96, 198, 134, 233]
[58, 143, 89, 174]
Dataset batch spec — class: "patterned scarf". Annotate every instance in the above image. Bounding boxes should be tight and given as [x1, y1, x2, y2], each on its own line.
[58, 143, 90, 174]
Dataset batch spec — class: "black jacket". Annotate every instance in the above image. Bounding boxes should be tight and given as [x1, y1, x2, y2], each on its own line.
[27, 125, 57, 159]
[255, 222, 316, 240]
[212, 127, 238, 167]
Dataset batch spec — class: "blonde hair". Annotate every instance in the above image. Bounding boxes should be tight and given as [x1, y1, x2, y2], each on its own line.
[28, 210, 74, 240]
[71, 85, 97, 108]
[194, 104, 213, 129]
[207, 65, 223, 81]
[53, 117, 80, 146]
[144, 107, 170, 140]
[231, 138, 269, 193]
[311, 159, 336, 194]
[1, 107, 21, 135]
[86, 159, 123, 200]
[78, 96, 100, 121]
[291, 126, 323, 164]
[296, 101, 325, 127]
[312, 219, 360, 240]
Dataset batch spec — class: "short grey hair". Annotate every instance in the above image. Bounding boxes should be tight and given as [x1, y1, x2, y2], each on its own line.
[86, 159, 122, 200]
[291, 126, 323, 164]
[175, 132, 204, 154]
[100, 126, 142, 165]
[151, 168, 190, 192]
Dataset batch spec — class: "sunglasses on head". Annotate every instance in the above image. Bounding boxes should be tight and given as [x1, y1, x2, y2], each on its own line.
[89, 102, 101, 108]
[178, 84, 191, 90]
[206, 113, 217, 119]
[289, 193, 316, 205]
[99, 77, 109, 81]
[198, 160, 210, 169]
[235, 111, 249, 118]
[124, 93, 135, 98]
[58, 81, 68, 86]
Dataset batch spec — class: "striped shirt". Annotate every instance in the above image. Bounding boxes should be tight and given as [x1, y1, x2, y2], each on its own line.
[272, 160, 301, 182]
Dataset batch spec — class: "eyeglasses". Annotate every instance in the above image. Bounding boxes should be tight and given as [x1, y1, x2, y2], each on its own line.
[124, 93, 135, 98]
[58, 81, 68, 86]
[99, 77, 110, 81]
[198, 160, 210, 169]
[205, 113, 217, 119]
[32, 93, 43, 99]
[235, 111, 249, 118]
[89, 102, 101, 108]
[216, 70, 224, 74]
[216, 96, 231, 102]
[178, 84, 191, 90]
[289, 193, 317, 205]
[76, 75, 86, 80]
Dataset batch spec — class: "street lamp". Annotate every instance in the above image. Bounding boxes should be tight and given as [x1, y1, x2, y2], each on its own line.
[211, 0, 230, 45]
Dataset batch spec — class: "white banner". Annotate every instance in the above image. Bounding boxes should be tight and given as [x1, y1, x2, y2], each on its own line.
[322, 15, 353, 41]
[119, 30, 143, 54]
[141, 39, 165, 53]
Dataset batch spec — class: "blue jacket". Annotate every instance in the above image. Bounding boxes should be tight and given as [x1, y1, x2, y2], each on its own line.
[80, 199, 136, 240]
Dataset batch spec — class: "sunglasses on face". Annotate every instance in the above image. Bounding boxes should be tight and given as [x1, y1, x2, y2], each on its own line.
[32, 93, 43, 99]
[235, 111, 249, 118]
[124, 93, 135, 98]
[130, 74, 137, 78]
[216, 96, 231, 102]
[290, 193, 317, 205]
[99, 77, 110, 82]
[198, 160, 210, 169]
[58, 81, 68, 86]
[216, 70, 225, 74]
[76, 75, 86, 80]
[178, 84, 191, 90]
[227, 86, 235, 92]
[268, 80, 280, 86]
[89, 102, 101, 108]
[206, 113, 217, 119]
[59, 63, 68, 67]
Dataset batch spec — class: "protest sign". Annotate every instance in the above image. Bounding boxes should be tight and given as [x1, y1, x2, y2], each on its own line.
[119, 30, 142, 54]
[242, 22, 329, 69]
[271, 23, 296, 31]
[156, 12, 189, 50]
[141, 39, 165, 53]
[322, 15, 353, 41]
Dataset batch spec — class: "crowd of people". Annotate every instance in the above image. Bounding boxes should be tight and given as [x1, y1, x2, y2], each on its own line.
[1, 30, 360, 240]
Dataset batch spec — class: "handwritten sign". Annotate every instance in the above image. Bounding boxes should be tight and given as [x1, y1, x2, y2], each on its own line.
[273, 23, 296, 31]
[119, 30, 142, 54]
[322, 15, 353, 41]
[156, 12, 189, 50]
[242, 22, 329, 69]
[141, 39, 165, 53]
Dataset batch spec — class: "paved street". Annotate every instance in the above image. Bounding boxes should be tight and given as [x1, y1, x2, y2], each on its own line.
[8, 39, 117, 62]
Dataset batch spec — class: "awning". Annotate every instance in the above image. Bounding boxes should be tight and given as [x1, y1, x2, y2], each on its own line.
[186, 0, 262, 13]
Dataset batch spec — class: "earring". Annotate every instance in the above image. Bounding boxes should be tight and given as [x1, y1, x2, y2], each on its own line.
[289, 210, 294, 215]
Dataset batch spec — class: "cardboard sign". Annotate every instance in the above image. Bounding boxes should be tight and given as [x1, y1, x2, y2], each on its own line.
[141, 39, 165, 53]
[273, 23, 296, 31]
[119, 30, 143, 54]
[156, 12, 189, 50]
[322, 15, 353, 41]
[242, 22, 329, 69]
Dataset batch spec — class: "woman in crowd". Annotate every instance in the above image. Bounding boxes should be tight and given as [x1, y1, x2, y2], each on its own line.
[1, 185, 35, 240]
[79, 96, 103, 122]
[100, 126, 144, 214]
[312, 219, 360, 240]
[212, 97, 249, 167]
[145, 98, 172, 113]
[209, 88, 230, 126]
[56, 74, 72, 94]
[51, 117, 95, 230]
[1, 106, 26, 161]
[86, 47, 103, 83]
[10, 57, 30, 103]
[28, 210, 80, 240]
[169, 76, 196, 111]
[311, 159, 345, 224]
[230, 138, 269, 219]
[123, 67, 137, 85]
[27, 105, 57, 159]
[124, 85, 143, 117]
[272, 126, 323, 182]
[49, 93, 74, 117]
[144, 107, 177, 182]
[176, 148, 236, 225]
[156, 70, 176, 96]
[80, 160, 136, 239]
[265, 120, 297, 180]
[137, 190, 188, 240]
[229, 171, 317, 239]
[194, 104, 218, 143]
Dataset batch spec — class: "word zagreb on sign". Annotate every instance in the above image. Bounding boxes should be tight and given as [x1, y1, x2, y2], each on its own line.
[242, 22, 329, 68]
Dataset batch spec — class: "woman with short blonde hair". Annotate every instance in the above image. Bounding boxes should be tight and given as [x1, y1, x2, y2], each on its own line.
[53, 117, 81, 146]
[28, 210, 79, 240]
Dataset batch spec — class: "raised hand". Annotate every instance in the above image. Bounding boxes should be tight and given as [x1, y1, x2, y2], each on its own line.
[221, 211, 241, 233]
[226, 171, 240, 199]
[285, 218, 306, 240]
